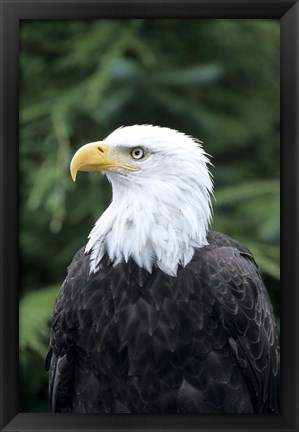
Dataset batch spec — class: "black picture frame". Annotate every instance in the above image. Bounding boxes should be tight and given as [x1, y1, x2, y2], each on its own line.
[1, 1, 298, 431]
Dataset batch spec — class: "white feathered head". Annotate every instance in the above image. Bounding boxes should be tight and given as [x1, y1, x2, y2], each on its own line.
[70, 125, 213, 276]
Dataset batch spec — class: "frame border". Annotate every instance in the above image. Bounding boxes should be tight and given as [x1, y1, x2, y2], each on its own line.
[1, 1, 298, 431]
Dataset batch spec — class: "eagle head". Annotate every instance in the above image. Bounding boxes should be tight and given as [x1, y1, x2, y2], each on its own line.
[70, 125, 213, 276]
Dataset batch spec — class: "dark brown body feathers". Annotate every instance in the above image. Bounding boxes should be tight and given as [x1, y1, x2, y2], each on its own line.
[46, 231, 279, 413]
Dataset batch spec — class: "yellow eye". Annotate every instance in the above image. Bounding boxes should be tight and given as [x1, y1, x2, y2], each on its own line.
[131, 147, 145, 160]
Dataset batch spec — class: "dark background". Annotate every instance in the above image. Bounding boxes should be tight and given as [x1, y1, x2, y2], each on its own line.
[19, 19, 280, 412]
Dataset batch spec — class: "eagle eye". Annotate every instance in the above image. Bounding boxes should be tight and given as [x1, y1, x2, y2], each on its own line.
[131, 147, 145, 160]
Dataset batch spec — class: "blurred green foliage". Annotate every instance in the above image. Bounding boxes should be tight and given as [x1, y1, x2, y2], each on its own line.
[19, 19, 280, 412]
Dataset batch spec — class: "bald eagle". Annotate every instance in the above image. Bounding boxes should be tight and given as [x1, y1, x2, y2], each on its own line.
[46, 125, 279, 413]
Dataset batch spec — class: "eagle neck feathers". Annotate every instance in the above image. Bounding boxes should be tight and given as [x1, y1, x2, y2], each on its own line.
[85, 169, 212, 276]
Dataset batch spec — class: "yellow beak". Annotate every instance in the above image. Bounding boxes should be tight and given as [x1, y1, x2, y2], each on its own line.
[70, 141, 138, 181]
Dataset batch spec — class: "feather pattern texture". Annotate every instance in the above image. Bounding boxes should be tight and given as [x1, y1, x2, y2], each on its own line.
[47, 231, 279, 413]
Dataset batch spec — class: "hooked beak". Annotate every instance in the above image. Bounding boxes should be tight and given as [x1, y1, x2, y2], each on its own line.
[70, 141, 139, 181]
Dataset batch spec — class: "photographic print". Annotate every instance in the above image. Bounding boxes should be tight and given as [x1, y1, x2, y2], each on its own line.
[1, 0, 298, 430]
[19, 18, 280, 414]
